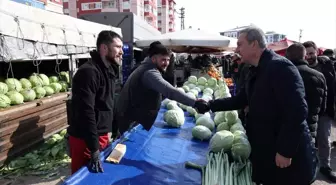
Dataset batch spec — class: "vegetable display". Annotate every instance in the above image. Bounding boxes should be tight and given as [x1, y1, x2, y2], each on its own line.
[0, 72, 70, 108]
[0, 129, 70, 179]
[163, 75, 253, 184]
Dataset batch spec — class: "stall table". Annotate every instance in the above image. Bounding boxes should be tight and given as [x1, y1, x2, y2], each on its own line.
[63, 105, 209, 185]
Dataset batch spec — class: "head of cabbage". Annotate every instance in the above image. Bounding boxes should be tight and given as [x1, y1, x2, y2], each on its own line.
[164, 108, 185, 127]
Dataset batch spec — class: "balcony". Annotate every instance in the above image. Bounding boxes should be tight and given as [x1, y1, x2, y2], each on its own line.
[144, 4, 156, 20]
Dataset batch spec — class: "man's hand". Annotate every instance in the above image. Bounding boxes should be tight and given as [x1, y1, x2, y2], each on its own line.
[194, 99, 210, 114]
[275, 153, 292, 168]
[88, 150, 104, 173]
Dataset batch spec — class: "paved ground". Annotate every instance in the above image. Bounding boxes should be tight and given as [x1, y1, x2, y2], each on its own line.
[2, 126, 336, 185]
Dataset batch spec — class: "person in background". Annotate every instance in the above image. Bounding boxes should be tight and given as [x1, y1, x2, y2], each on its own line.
[286, 43, 327, 146]
[303, 41, 336, 182]
[229, 53, 242, 84]
[323, 49, 336, 71]
[162, 53, 176, 86]
[207, 27, 317, 185]
[115, 42, 209, 136]
[67, 31, 123, 174]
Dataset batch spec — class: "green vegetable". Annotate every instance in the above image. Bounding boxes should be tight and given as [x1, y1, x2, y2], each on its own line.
[192, 125, 212, 141]
[164, 108, 185, 127]
[196, 115, 215, 131]
[0, 82, 9, 94]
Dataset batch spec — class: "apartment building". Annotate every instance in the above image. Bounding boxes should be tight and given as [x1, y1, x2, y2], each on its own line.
[10, 0, 63, 13]
[63, 0, 175, 33]
[157, 0, 175, 33]
[220, 25, 286, 44]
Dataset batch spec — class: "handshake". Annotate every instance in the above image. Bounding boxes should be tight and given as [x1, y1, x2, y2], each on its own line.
[193, 99, 211, 114]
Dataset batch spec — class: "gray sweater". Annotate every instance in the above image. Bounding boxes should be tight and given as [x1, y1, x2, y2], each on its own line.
[141, 61, 196, 107]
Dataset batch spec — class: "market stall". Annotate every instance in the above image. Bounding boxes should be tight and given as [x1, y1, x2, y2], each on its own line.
[0, 0, 122, 165]
[134, 29, 237, 53]
[63, 76, 252, 185]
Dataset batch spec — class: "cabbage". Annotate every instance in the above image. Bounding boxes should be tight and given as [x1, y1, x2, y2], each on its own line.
[210, 130, 234, 152]
[214, 111, 226, 126]
[187, 83, 196, 90]
[33, 87, 46, 99]
[192, 125, 212, 141]
[182, 85, 190, 92]
[20, 78, 32, 90]
[186, 92, 196, 99]
[230, 123, 246, 133]
[183, 81, 189, 86]
[189, 89, 199, 97]
[164, 108, 185, 127]
[0, 82, 8, 94]
[43, 86, 55, 96]
[203, 88, 213, 95]
[197, 85, 205, 91]
[49, 76, 59, 83]
[186, 106, 197, 116]
[226, 111, 239, 124]
[217, 122, 230, 131]
[195, 112, 211, 120]
[60, 71, 70, 83]
[20, 89, 36, 102]
[231, 135, 251, 161]
[50, 83, 62, 93]
[5, 78, 22, 92]
[207, 77, 217, 87]
[7, 91, 24, 105]
[197, 77, 207, 85]
[177, 87, 185, 93]
[29, 75, 43, 87]
[59, 81, 68, 92]
[196, 115, 215, 131]
[38, 74, 50, 86]
[217, 78, 224, 86]
[166, 101, 179, 110]
[201, 94, 213, 102]
[188, 76, 198, 84]
[162, 99, 171, 106]
[0, 94, 11, 108]
[192, 87, 201, 93]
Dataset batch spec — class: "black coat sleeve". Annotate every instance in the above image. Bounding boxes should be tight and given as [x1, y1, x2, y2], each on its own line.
[209, 87, 248, 112]
[270, 61, 308, 158]
[72, 67, 100, 152]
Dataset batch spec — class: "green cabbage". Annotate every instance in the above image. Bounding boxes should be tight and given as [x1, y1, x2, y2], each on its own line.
[182, 85, 190, 92]
[188, 76, 198, 84]
[192, 125, 212, 141]
[49, 76, 59, 83]
[5, 78, 22, 92]
[50, 83, 62, 93]
[196, 115, 215, 131]
[43, 86, 54, 96]
[0, 94, 11, 108]
[217, 122, 230, 131]
[164, 108, 185, 127]
[33, 87, 46, 99]
[0, 82, 8, 94]
[197, 77, 207, 85]
[210, 130, 234, 152]
[214, 111, 226, 126]
[20, 89, 36, 102]
[6, 91, 24, 105]
[20, 78, 32, 89]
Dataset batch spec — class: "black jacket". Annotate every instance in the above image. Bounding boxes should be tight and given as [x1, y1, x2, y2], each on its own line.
[292, 59, 327, 138]
[68, 51, 118, 152]
[210, 49, 316, 185]
[311, 56, 336, 118]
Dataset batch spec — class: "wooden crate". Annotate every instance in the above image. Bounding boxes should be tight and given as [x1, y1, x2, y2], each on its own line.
[0, 93, 69, 164]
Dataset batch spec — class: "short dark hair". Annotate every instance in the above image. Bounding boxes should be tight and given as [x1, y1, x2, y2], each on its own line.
[96, 30, 122, 51]
[286, 43, 306, 61]
[323, 49, 334, 56]
[302, 41, 317, 50]
[148, 41, 171, 57]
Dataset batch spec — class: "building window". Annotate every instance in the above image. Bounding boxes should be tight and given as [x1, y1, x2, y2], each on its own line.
[157, 0, 162, 7]
[63, 0, 68, 2]
[102, 1, 116, 9]
[158, 22, 161, 27]
[64, 8, 69, 13]
[123, 1, 130, 9]
[82, 2, 102, 10]
[157, 16, 161, 20]
[144, 4, 151, 12]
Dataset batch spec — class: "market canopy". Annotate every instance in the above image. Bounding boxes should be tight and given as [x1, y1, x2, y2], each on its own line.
[0, 0, 122, 61]
[134, 29, 237, 53]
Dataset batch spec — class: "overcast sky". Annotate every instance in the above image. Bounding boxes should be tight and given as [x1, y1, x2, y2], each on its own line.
[174, 0, 336, 49]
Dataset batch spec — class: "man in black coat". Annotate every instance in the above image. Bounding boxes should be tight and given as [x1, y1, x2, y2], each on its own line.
[303, 41, 336, 182]
[286, 43, 327, 143]
[68, 31, 123, 174]
[207, 27, 318, 185]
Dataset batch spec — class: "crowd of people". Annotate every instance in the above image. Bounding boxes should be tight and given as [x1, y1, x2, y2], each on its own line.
[65, 27, 336, 185]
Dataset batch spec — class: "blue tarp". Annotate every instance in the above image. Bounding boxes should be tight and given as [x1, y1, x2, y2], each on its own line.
[63, 106, 209, 185]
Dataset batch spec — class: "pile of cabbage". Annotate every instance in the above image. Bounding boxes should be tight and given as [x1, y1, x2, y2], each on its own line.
[0, 72, 70, 108]
[176, 75, 251, 162]
[0, 129, 71, 178]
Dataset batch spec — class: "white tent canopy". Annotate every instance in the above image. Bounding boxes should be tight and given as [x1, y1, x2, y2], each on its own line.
[0, 0, 122, 61]
[135, 29, 237, 53]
